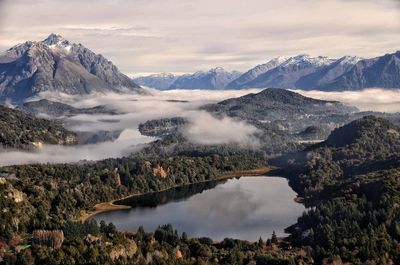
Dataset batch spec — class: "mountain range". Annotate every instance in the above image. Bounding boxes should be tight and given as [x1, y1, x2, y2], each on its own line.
[1, 34, 399, 99]
[0, 34, 143, 102]
[134, 73, 178, 90]
[134, 67, 241, 90]
[135, 52, 400, 90]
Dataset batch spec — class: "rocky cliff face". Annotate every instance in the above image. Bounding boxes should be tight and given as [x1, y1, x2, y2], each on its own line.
[0, 34, 143, 102]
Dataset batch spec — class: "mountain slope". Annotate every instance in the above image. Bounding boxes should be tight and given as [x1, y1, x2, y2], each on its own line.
[319, 51, 400, 90]
[133, 73, 179, 90]
[229, 55, 336, 89]
[0, 34, 143, 102]
[276, 116, 400, 263]
[227, 57, 287, 89]
[295, 56, 361, 89]
[169, 67, 242, 89]
[0, 104, 77, 149]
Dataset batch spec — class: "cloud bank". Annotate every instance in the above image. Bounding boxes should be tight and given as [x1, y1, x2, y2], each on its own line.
[182, 111, 260, 147]
[0, 89, 262, 166]
[1, 88, 398, 166]
[294, 89, 400, 113]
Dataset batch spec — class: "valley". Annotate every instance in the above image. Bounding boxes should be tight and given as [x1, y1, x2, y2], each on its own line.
[1, 86, 399, 264]
[0, 33, 399, 265]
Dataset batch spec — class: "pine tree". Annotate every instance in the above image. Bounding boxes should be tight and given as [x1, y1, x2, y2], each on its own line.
[271, 230, 278, 244]
[258, 237, 264, 247]
[181, 232, 188, 242]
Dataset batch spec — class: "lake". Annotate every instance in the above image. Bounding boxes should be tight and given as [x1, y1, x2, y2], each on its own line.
[92, 176, 305, 241]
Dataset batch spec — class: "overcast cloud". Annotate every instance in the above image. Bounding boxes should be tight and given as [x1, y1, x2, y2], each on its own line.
[0, 0, 399, 75]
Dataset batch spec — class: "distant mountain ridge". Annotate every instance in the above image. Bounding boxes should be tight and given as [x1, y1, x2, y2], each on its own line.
[228, 52, 400, 90]
[136, 51, 400, 90]
[232, 55, 337, 89]
[0, 34, 143, 102]
[134, 67, 242, 90]
[134, 73, 178, 90]
[319, 51, 400, 90]
[170, 67, 242, 89]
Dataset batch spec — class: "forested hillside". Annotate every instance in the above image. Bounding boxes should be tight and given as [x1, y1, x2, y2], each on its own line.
[276, 116, 400, 264]
[0, 105, 77, 150]
[0, 142, 267, 263]
[1, 114, 400, 264]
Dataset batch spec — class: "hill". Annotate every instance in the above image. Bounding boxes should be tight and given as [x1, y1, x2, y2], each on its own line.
[275, 116, 400, 263]
[203, 88, 357, 133]
[17, 99, 120, 117]
[0, 105, 77, 149]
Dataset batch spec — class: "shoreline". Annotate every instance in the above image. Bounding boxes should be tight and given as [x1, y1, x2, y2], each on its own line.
[80, 166, 272, 221]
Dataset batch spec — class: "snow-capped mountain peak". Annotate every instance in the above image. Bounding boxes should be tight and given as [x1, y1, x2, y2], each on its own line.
[210, 67, 226, 73]
[41, 33, 72, 52]
[0, 33, 143, 102]
[337, 56, 363, 65]
[281, 54, 336, 67]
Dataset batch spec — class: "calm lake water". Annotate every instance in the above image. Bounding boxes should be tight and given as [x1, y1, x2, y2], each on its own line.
[93, 176, 305, 241]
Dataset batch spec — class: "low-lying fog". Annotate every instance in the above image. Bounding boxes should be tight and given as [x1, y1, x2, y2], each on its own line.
[0, 89, 263, 166]
[294, 88, 400, 113]
[1, 88, 399, 166]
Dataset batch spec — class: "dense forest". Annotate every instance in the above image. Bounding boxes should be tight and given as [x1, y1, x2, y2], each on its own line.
[0, 142, 267, 263]
[17, 99, 120, 118]
[138, 118, 186, 137]
[275, 116, 400, 264]
[1, 115, 400, 264]
[0, 105, 77, 150]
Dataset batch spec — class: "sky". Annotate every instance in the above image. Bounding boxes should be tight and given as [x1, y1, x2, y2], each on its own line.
[0, 0, 399, 76]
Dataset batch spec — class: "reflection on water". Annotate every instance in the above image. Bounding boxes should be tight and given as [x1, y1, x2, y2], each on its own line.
[93, 176, 305, 241]
[115, 179, 224, 207]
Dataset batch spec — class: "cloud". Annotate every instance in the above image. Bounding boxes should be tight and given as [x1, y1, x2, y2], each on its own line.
[293, 89, 400, 113]
[1, 87, 399, 166]
[0, 0, 399, 74]
[182, 111, 260, 147]
[0, 88, 263, 166]
[0, 129, 152, 167]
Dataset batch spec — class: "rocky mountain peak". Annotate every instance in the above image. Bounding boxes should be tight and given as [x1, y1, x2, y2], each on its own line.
[0, 34, 143, 102]
[40, 33, 73, 53]
[42, 34, 69, 46]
